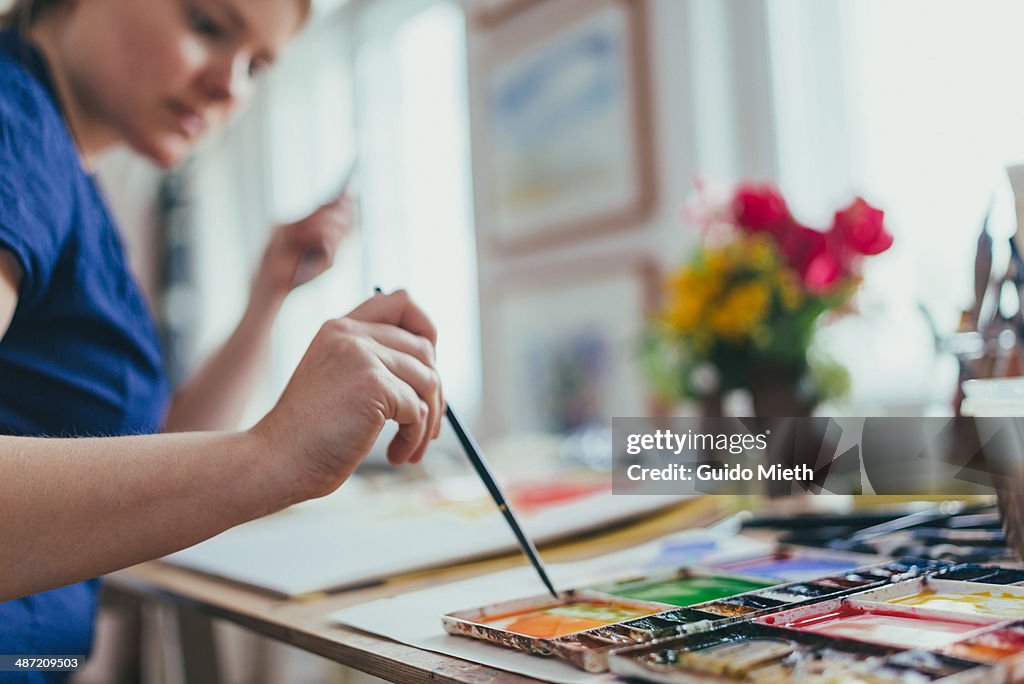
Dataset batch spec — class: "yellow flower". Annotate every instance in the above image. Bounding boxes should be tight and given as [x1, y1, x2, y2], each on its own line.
[705, 250, 728, 277]
[664, 266, 720, 332]
[745, 236, 776, 270]
[709, 281, 771, 341]
[778, 270, 802, 309]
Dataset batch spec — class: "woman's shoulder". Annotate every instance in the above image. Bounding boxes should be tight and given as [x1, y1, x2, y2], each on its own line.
[0, 62, 64, 137]
[0, 62, 79, 210]
[0, 44, 82, 290]
[0, 49, 77, 171]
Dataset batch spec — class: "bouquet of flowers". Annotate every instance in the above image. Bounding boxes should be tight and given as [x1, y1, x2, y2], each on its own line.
[644, 182, 893, 414]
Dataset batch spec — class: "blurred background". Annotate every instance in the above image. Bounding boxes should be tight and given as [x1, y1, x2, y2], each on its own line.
[96, 0, 1024, 441]
[15, 0, 1024, 680]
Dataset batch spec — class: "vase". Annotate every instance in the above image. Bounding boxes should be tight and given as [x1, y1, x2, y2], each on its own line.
[748, 363, 816, 417]
[700, 390, 725, 418]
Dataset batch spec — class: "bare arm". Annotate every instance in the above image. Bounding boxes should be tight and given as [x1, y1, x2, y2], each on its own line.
[0, 290, 443, 601]
[3, 254, 276, 599]
[0, 429, 293, 601]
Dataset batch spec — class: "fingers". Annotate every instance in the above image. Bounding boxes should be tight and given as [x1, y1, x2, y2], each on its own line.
[344, 319, 435, 367]
[347, 290, 438, 346]
[331, 316, 443, 465]
[286, 199, 354, 261]
[372, 344, 441, 465]
[331, 294, 441, 465]
[385, 378, 430, 466]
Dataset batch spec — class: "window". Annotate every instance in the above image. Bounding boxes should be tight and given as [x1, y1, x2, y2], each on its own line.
[768, 0, 1024, 410]
[187, 0, 479, 427]
[354, 0, 481, 418]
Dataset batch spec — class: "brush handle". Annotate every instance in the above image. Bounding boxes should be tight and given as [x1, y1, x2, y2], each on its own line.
[445, 405, 559, 599]
[371, 285, 559, 598]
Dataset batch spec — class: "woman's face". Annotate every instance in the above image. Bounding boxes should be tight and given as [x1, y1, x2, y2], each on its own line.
[55, 0, 305, 167]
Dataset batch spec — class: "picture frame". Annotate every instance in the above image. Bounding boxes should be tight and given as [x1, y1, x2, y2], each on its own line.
[483, 255, 661, 437]
[472, 0, 655, 254]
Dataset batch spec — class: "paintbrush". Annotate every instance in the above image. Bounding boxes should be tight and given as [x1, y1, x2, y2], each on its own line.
[828, 501, 989, 551]
[445, 404, 560, 599]
[968, 199, 994, 328]
[371, 287, 559, 598]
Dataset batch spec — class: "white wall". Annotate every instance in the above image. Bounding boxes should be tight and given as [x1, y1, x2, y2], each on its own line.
[464, 0, 780, 436]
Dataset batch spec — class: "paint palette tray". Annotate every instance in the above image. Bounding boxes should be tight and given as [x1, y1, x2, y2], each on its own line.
[708, 546, 883, 582]
[608, 621, 992, 683]
[847, 577, 1024, 619]
[934, 563, 1024, 585]
[757, 597, 1004, 649]
[547, 559, 941, 671]
[441, 589, 673, 655]
[443, 558, 951, 672]
[734, 586, 1024, 682]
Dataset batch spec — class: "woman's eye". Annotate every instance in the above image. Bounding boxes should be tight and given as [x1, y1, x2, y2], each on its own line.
[188, 8, 224, 38]
[248, 59, 269, 78]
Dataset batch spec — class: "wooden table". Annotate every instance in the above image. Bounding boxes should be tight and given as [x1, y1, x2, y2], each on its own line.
[104, 496, 735, 684]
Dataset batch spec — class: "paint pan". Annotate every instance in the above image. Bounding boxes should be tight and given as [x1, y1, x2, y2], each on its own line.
[941, 623, 1024, 662]
[695, 601, 760, 618]
[612, 606, 725, 638]
[711, 548, 880, 581]
[813, 557, 956, 588]
[854, 578, 1024, 619]
[586, 568, 776, 607]
[708, 573, 889, 613]
[937, 565, 1024, 585]
[693, 573, 875, 619]
[607, 621, 991, 684]
[442, 590, 671, 656]
[885, 557, 959, 573]
[939, 620, 1024, 682]
[757, 598, 1001, 650]
[544, 607, 724, 673]
[725, 584, 832, 608]
[882, 650, 996, 682]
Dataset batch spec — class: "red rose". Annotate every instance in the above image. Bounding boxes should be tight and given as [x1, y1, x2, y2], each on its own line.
[776, 223, 821, 272]
[778, 224, 846, 294]
[833, 197, 893, 255]
[803, 251, 845, 294]
[732, 184, 789, 233]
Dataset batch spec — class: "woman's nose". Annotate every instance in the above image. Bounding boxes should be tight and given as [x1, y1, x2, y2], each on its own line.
[199, 54, 251, 107]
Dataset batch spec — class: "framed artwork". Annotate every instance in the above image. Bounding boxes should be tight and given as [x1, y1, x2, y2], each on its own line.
[473, 0, 655, 253]
[485, 256, 661, 436]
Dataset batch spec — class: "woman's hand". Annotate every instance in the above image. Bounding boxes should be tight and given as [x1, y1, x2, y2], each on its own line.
[252, 290, 444, 500]
[251, 196, 354, 307]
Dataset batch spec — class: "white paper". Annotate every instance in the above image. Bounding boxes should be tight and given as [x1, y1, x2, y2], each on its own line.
[163, 479, 688, 596]
[329, 531, 771, 683]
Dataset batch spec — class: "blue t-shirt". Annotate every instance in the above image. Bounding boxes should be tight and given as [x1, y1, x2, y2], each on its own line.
[0, 28, 170, 680]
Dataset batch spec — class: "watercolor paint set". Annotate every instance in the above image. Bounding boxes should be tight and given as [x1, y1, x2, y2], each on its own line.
[607, 568, 1024, 682]
[708, 547, 884, 582]
[442, 553, 956, 672]
[607, 621, 989, 683]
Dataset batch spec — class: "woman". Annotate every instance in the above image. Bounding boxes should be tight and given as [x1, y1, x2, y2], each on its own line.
[0, 0, 444, 677]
